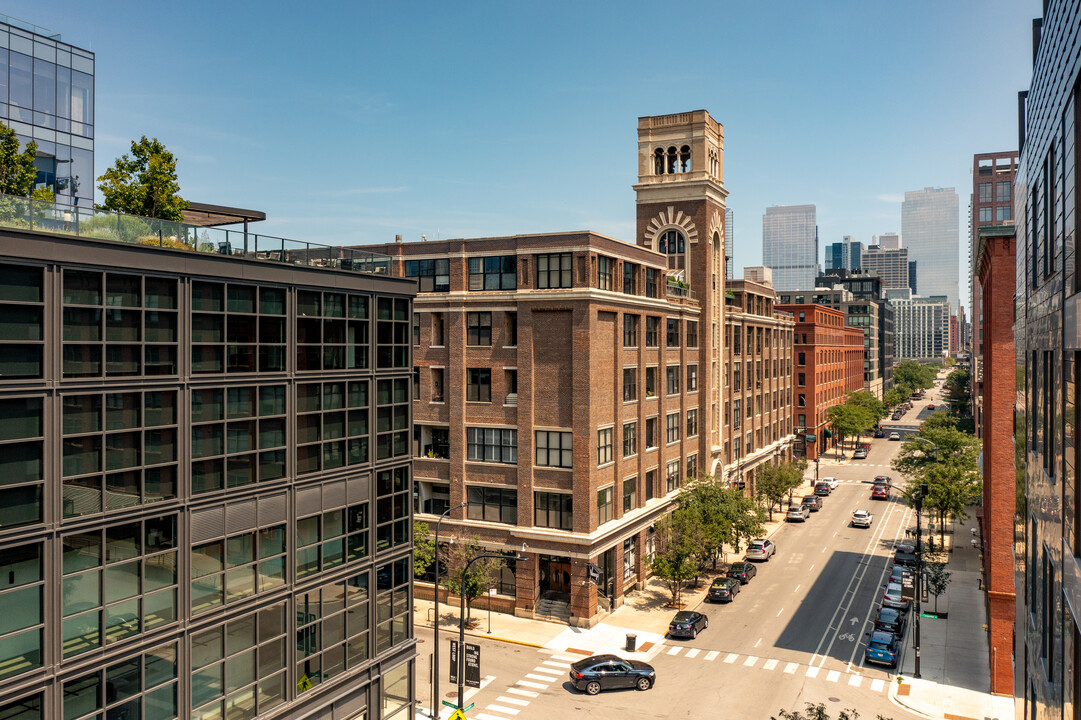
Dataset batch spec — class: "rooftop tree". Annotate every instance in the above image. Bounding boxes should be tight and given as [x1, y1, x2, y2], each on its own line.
[97, 136, 189, 221]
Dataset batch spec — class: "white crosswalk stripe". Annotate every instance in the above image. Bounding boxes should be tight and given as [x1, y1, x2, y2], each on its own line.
[496, 696, 530, 707]
[486, 704, 520, 716]
[515, 680, 547, 689]
[870, 679, 885, 692]
[784, 662, 798, 674]
[743, 656, 758, 667]
[826, 670, 841, 682]
[806, 666, 820, 678]
[656, 648, 891, 693]
[524, 673, 555, 683]
[685, 648, 700, 658]
[724, 653, 738, 663]
[542, 660, 571, 669]
[667, 646, 682, 656]
[705, 650, 719, 661]
[477, 714, 512, 720]
[848, 675, 862, 687]
[506, 688, 538, 698]
[763, 659, 778, 671]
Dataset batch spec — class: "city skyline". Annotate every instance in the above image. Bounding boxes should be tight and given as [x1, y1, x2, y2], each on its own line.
[0, 1, 1039, 315]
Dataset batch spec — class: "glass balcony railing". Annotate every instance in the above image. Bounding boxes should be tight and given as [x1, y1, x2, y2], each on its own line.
[0, 193, 391, 276]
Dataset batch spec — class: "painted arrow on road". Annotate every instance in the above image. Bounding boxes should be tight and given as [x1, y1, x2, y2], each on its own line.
[849, 617, 860, 626]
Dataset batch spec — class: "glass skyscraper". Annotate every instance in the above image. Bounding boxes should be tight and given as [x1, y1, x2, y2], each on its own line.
[900, 187, 959, 311]
[825, 236, 863, 272]
[0, 14, 94, 207]
[762, 204, 817, 291]
[725, 207, 734, 280]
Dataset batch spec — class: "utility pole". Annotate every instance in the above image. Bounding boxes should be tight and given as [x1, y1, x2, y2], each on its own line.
[432, 502, 468, 718]
[913, 482, 928, 679]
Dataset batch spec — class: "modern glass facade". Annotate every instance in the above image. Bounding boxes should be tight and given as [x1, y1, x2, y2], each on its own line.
[724, 207, 734, 280]
[900, 187, 959, 311]
[0, 14, 94, 207]
[0, 228, 415, 720]
[824, 237, 863, 272]
[762, 204, 817, 292]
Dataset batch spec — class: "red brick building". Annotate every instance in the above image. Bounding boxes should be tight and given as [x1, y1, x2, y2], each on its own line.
[363, 110, 729, 626]
[973, 223, 1015, 694]
[776, 304, 864, 459]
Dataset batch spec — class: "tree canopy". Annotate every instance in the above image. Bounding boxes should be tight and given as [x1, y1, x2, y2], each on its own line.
[97, 136, 188, 221]
[754, 460, 807, 520]
[893, 360, 937, 397]
[0, 121, 39, 197]
[441, 535, 501, 620]
[827, 402, 876, 450]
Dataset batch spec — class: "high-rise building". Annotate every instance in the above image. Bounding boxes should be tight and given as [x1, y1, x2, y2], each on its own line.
[811, 268, 894, 393]
[861, 244, 911, 291]
[878, 232, 902, 250]
[908, 260, 917, 294]
[725, 207, 734, 280]
[1014, 1, 1081, 713]
[825, 236, 863, 272]
[901, 187, 960, 311]
[885, 289, 950, 361]
[762, 204, 818, 291]
[0, 201, 417, 720]
[0, 14, 95, 207]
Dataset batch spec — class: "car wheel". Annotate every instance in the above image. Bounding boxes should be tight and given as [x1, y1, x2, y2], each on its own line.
[691, 628, 697, 639]
[636, 677, 653, 691]
[585, 681, 601, 696]
[704, 617, 709, 628]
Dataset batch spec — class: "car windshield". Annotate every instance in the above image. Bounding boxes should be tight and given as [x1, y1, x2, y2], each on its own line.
[750, 542, 764, 550]
[870, 632, 894, 646]
[673, 612, 696, 622]
[886, 583, 902, 595]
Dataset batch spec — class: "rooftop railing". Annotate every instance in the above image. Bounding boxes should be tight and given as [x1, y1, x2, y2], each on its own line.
[0, 193, 391, 276]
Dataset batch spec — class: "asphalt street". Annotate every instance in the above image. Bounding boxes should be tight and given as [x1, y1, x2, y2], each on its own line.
[422, 382, 948, 720]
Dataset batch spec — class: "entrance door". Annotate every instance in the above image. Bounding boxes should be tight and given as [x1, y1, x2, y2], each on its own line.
[540, 555, 571, 595]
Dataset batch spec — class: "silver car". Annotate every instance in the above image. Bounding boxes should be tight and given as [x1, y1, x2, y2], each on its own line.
[746, 539, 776, 561]
[882, 581, 910, 611]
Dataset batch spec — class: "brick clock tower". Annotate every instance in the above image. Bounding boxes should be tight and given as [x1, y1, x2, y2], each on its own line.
[634, 110, 728, 477]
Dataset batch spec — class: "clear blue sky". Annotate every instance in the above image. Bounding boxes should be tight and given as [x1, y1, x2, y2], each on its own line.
[11, 1, 1038, 312]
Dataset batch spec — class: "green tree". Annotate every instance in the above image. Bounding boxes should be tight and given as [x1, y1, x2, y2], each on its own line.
[97, 136, 189, 221]
[649, 508, 701, 605]
[678, 476, 735, 570]
[413, 521, 436, 578]
[884, 387, 905, 409]
[441, 536, 500, 622]
[755, 464, 790, 521]
[827, 403, 875, 452]
[894, 360, 936, 395]
[0, 121, 38, 197]
[846, 391, 887, 423]
[727, 487, 766, 554]
[772, 703, 888, 720]
[924, 561, 952, 614]
[892, 423, 981, 544]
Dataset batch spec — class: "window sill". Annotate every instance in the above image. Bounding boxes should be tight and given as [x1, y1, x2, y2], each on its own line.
[598, 461, 615, 470]
[418, 455, 450, 462]
[645, 395, 658, 400]
[645, 446, 658, 453]
[622, 453, 637, 461]
[623, 398, 638, 404]
[465, 400, 493, 405]
[429, 400, 446, 405]
[430, 344, 445, 349]
[534, 465, 573, 471]
[465, 460, 518, 468]
[502, 345, 518, 349]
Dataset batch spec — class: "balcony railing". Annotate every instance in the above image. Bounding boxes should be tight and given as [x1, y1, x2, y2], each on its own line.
[0, 193, 391, 275]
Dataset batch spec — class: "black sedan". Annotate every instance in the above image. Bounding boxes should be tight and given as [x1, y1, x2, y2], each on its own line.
[707, 577, 741, 603]
[668, 610, 708, 639]
[874, 607, 907, 638]
[726, 562, 758, 584]
[569, 655, 656, 695]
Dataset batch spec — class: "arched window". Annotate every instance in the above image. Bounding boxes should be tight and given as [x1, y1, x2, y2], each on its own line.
[679, 145, 691, 172]
[654, 148, 665, 175]
[659, 230, 685, 270]
[666, 147, 678, 174]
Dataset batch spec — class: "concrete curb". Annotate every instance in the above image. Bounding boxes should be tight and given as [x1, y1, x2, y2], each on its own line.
[415, 617, 555, 650]
[887, 679, 939, 720]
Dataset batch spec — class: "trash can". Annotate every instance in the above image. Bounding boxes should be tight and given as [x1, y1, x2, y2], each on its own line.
[625, 634, 637, 652]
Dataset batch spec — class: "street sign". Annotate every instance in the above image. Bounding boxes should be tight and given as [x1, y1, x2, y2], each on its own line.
[449, 640, 458, 684]
[587, 563, 601, 584]
[464, 643, 481, 688]
[804, 434, 817, 442]
[901, 574, 915, 602]
[448, 710, 467, 720]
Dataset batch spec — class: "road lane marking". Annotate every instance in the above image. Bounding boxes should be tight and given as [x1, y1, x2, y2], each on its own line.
[805, 667, 819, 678]
[784, 662, 798, 674]
[685, 648, 700, 658]
[497, 697, 530, 707]
[827, 670, 841, 682]
[667, 646, 682, 656]
[743, 656, 758, 667]
[705, 651, 719, 661]
[793, 584, 800, 593]
[808, 564, 815, 572]
[848, 675, 862, 687]
[776, 608, 784, 616]
[486, 704, 520, 715]
[763, 659, 778, 671]
[724, 653, 738, 663]
[506, 688, 538, 698]
[871, 679, 885, 692]
[754, 638, 762, 647]
[516, 680, 548, 689]
[821, 547, 826, 552]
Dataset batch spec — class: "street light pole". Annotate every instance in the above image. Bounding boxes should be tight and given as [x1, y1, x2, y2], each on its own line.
[457, 553, 527, 710]
[913, 482, 928, 679]
[432, 501, 468, 719]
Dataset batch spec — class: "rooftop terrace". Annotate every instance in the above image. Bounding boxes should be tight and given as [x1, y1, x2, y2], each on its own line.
[0, 193, 391, 275]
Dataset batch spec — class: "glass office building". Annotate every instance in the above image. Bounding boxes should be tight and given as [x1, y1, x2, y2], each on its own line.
[900, 187, 959, 311]
[762, 204, 817, 291]
[0, 220, 416, 720]
[0, 14, 94, 207]
[824, 237, 863, 272]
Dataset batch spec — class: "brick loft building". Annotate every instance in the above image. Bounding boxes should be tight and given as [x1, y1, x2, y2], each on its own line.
[0, 208, 418, 719]
[363, 110, 728, 626]
[973, 222, 1015, 694]
[776, 304, 864, 459]
[722, 267, 796, 492]
[967, 151, 1018, 439]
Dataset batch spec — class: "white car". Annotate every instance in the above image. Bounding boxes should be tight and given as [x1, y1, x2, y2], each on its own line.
[851, 510, 873, 528]
[746, 539, 777, 561]
[822, 477, 839, 490]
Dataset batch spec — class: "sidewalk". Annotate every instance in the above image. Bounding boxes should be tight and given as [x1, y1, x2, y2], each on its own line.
[887, 512, 1014, 720]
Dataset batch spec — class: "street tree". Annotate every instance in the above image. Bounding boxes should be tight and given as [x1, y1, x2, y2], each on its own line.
[924, 561, 952, 614]
[827, 403, 875, 452]
[97, 136, 189, 221]
[892, 423, 981, 543]
[894, 360, 936, 395]
[924, 462, 982, 546]
[441, 535, 500, 622]
[883, 386, 905, 409]
[0, 121, 38, 197]
[413, 521, 436, 578]
[772, 703, 890, 720]
[846, 390, 887, 423]
[649, 508, 701, 605]
[678, 476, 734, 570]
[727, 488, 766, 554]
[755, 463, 792, 521]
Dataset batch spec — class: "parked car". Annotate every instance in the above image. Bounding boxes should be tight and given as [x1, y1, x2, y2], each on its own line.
[668, 610, 708, 639]
[707, 577, 741, 603]
[891, 412, 903, 421]
[864, 631, 901, 668]
[726, 562, 758, 584]
[928, 404, 935, 410]
[889, 432, 901, 441]
[786, 505, 808, 522]
[746, 539, 777, 561]
[874, 475, 893, 486]
[871, 484, 890, 500]
[882, 581, 911, 611]
[874, 606, 908, 637]
[895, 540, 916, 555]
[569, 655, 656, 695]
[894, 551, 918, 569]
[822, 477, 839, 490]
[801, 495, 821, 511]
[814, 482, 831, 496]
[853, 448, 868, 459]
[850, 510, 873, 528]
[889, 565, 912, 585]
